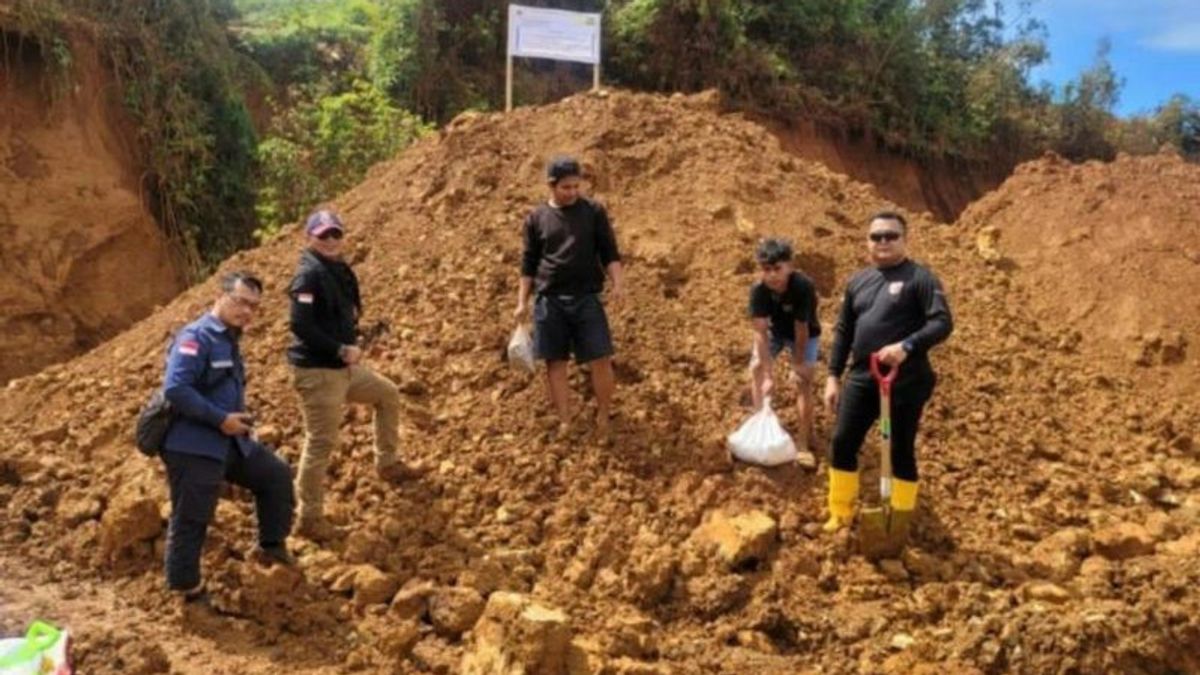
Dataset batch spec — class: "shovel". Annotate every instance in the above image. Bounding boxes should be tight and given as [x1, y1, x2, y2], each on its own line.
[859, 352, 909, 559]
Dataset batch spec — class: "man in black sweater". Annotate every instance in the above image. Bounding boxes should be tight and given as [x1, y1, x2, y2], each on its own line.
[288, 209, 422, 542]
[822, 211, 953, 532]
[514, 157, 624, 441]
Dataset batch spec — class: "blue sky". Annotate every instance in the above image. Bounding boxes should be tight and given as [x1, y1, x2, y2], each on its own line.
[1023, 0, 1200, 116]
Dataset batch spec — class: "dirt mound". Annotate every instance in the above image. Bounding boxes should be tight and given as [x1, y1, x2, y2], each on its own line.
[0, 27, 184, 384]
[1, 90, 1198, 673]
[960, 150, 1200, 378]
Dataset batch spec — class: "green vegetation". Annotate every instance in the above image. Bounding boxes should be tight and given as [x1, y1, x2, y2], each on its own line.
[3, 0, 1196, 273]
[255, 79, 428, 238]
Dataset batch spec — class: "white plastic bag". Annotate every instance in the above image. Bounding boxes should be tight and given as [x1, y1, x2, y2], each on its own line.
[727, 398, 798, 467]
[0, 621, 71, 675]
[507, 324, 536, 373]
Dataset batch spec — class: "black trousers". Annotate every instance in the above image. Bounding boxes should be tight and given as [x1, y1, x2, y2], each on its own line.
[161, 446, 294, 590]
[831, 367, 935, 482]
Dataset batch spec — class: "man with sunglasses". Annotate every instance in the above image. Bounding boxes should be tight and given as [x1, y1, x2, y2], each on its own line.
[822, 211, 953, 534]
[160, 271, 296, 604]
[288, 210, 423, 543]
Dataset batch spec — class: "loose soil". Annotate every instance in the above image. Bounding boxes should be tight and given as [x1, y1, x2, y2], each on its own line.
[1, 90, 1197, 674]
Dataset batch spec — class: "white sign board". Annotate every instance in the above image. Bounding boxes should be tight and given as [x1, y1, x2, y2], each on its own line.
[508, 5, 601, 65]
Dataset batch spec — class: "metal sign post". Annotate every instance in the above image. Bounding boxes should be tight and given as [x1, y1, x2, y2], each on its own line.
[506, 4, 602, 112]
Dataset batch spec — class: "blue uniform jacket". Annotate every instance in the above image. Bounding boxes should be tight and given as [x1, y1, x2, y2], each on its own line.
[161, 313, 250, 460]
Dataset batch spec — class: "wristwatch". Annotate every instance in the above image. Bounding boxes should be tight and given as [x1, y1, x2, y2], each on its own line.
[901, 339, 915, 354]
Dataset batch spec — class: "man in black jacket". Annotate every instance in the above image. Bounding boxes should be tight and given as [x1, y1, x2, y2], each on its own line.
[514, 157, 624, 441]
[822, 211, 953, 533]
[289, 209, 421, 542]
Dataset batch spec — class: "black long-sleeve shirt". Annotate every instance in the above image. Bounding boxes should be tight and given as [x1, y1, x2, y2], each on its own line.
[287, 249, 361, 368]
[521, 198, 620, 296]
[828, 258, 953, 378]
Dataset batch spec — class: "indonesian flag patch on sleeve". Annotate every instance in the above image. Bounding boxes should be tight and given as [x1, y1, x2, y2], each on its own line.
[178, 339, 200, 356]
[296, 292, 314, 304]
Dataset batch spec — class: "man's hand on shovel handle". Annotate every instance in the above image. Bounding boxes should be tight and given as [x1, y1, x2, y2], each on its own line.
[876, 342, 909, 368]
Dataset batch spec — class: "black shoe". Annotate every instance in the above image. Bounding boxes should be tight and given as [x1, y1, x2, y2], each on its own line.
[174, 582, 209, 605]
[251, 543, 297, 567]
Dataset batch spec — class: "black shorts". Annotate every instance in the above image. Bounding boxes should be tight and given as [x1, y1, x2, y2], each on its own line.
[533, 293, 614, 364]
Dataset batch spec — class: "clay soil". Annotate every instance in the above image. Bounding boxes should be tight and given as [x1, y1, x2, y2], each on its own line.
[1, 90, 1198, 674]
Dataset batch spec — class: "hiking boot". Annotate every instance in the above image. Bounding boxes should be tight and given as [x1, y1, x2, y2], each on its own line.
[377, 460, 429, 484]
[251, 543, 297, 567]
[295, 515, 341, 543]
[176, 582, 208, 604]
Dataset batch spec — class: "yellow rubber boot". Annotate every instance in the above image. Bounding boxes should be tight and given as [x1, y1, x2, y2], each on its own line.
[891, 479, 919, 511]
[823, 468, 859, 532]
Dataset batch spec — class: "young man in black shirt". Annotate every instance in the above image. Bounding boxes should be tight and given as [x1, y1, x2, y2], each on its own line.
[747, 238, 821, 468]
[514, 157, 624, 441]
[822, 211, 953, 532]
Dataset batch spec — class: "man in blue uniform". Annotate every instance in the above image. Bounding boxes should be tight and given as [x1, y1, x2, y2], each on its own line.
[161, 271, 295, 602]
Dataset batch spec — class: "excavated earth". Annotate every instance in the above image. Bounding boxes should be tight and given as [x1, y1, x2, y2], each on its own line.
[1, 90, 1198, 674]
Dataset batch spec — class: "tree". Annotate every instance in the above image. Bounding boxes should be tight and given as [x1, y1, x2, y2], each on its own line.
[1054, 37, 1122, 161]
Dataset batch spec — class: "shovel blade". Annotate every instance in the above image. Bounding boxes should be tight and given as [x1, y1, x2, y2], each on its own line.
[858, 506, 912, 560]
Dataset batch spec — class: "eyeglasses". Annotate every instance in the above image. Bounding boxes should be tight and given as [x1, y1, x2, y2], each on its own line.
[869, 231, 902, 243]
[316, 229, 344, 241]
[227, 294, 261, 311]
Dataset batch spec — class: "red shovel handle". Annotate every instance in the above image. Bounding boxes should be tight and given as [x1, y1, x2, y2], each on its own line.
[869, 352, 899, 394]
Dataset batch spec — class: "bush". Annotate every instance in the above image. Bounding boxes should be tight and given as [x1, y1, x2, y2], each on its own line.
[255, 79, 430, 238]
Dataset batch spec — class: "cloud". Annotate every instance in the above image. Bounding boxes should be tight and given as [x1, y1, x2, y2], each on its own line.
[1144, 22, 1200, 52]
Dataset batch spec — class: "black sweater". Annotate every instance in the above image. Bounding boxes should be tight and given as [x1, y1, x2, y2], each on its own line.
[287, 249, 362, 369]
[521, 198, 620, 296]
[828, 258, 953, 378]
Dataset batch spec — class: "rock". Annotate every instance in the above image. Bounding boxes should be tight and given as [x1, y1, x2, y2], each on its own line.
[353, 565, 401, 607]
[1077, 556, 1113, 597]
[901, 548, 943, 580]
[623, 545, 676, 606]
[1022, 581, 1072, 604]
[379, 620, 422, 658]
[878, 558, 909, 582]
[345, 530, 388, 564]
[1026, 528, 1090, 581]
[1161, 532, 1200, 557]
[390, 581, 435, 621]
[429, 586, 486, 638]
[689, 510, 778, 569]
[59, 494, 103, 527]
[461, 552, 531, 595]
[1093, 522, 1155, 560]
[1143, 511, 1177, 542]
[31, 423, 69, 444]
[889, 633, 915, 650]
[381, 517, 405, 541]
[99, 489, 162, 559]
[684, 573, 750, 618]
[566, 638, 605, 675]
[735, 630, 777, 654]
[461, 592, 572, 675]
[605, 613, 659, 659]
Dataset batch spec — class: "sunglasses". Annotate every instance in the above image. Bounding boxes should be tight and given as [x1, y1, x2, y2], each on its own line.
[316, 229, 344, 241]
[869, 231, 902, 243]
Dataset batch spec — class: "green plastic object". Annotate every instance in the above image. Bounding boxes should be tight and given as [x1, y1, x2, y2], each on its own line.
[0, 621, 61, 667]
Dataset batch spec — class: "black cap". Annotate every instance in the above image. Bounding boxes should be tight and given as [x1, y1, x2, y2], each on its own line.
[546, 156, 582, 184]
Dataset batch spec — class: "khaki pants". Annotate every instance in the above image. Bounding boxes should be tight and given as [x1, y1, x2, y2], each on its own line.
[292, 365, 401, 520]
